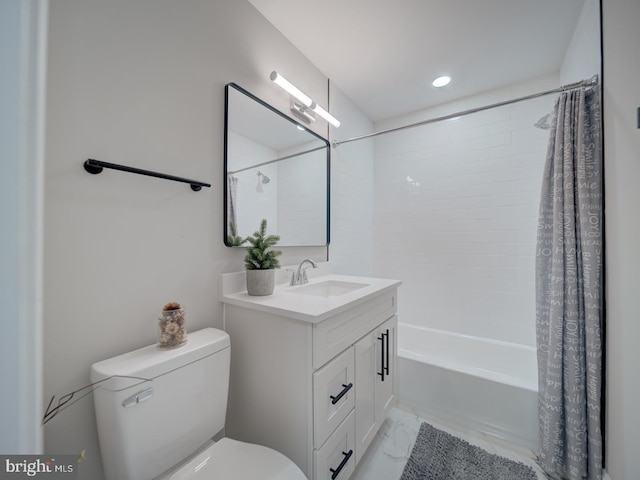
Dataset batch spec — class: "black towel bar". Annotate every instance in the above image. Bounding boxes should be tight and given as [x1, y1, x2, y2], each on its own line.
[83, 159, 211, 192]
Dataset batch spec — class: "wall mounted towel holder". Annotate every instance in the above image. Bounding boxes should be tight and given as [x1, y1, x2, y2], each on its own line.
[83, 158, 211, 191]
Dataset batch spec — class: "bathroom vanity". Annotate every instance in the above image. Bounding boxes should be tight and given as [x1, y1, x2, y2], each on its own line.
[220, 273, 400, 480]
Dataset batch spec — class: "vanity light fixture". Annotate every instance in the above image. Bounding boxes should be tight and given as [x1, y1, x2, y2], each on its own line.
[270, 71, 341, 128]
[290, 98, 316, 124]
[432, 75, 451, 88]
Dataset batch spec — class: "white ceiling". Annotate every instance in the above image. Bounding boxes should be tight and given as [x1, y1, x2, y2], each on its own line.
[249, 0, 586, 122]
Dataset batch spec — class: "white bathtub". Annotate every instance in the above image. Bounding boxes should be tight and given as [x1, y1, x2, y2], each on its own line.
[396, 323, 539, 450]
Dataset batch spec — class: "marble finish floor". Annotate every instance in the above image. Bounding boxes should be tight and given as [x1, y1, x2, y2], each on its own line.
[351, 406, 548, 480]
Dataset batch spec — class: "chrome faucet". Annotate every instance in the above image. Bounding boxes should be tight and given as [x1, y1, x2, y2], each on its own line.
[290, 259, 318, 286]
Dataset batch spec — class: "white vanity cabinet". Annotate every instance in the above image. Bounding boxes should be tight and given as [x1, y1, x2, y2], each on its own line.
[354, 316, 396, 464]
[221, 277, 398, 480]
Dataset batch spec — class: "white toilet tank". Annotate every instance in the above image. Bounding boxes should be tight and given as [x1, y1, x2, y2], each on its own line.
[91, 328, 230, 480]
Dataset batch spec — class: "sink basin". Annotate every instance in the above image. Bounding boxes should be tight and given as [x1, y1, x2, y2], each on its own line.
[287, 280, 369, 298]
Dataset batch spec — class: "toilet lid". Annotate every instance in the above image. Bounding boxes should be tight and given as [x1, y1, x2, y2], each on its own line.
[162, 438, 308, 480]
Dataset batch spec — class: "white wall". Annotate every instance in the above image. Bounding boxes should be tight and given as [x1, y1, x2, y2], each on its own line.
[329, 83, 375, 275]
[602, 0, 640, 478]
[560, 0, 601, 85]
[372, 75, 558, 346]
[43, 1, 336, 478]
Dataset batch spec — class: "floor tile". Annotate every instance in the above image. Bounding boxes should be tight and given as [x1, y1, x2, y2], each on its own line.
[351, 406, 548, 480]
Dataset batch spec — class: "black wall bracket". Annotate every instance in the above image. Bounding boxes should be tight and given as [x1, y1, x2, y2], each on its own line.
[83, 158, 211, 192]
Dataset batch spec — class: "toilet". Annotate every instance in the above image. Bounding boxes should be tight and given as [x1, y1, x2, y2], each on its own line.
[91, 328, 307, 480]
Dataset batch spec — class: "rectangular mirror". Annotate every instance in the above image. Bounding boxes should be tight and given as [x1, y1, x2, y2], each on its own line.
[224, 83, 330, 247]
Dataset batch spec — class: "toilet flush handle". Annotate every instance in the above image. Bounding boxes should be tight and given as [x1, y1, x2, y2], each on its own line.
[122, 387, 154, 408]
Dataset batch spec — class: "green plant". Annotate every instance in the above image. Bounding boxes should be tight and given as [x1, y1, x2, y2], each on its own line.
[244, 219, 281, 270]
[227, 221, 246, 247]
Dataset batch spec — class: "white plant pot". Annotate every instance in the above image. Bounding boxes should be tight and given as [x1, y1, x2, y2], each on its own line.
[246, 269, 276, 296]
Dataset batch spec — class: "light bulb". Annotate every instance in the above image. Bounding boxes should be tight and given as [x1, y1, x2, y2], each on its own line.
[432, 76, 451, 88]
[270, 71, 313, 107]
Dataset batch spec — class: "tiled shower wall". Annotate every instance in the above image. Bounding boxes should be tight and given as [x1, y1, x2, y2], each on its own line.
[373, 77, 557, 347]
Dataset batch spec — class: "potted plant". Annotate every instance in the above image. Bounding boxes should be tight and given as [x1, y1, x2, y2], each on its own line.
[244, 219, 281, 296]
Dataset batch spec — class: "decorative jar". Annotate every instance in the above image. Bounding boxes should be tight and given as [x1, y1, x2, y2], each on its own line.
[158, 303, 187, 349]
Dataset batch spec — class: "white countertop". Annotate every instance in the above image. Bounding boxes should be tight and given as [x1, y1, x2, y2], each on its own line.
[219, 274, 401, 323]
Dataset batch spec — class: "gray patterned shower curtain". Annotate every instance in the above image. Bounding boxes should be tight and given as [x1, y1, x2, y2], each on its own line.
[535, 87, 603, 480]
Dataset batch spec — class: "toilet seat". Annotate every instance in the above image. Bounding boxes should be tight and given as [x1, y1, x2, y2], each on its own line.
[159, 438, 307, 480]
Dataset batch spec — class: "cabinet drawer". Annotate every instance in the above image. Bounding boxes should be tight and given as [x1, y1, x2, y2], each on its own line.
[313, 347, 355, 449]
[314, 410, 356, 480]
[313, 291, 396, 369]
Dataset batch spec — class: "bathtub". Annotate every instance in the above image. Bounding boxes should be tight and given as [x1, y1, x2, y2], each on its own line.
[396, 323, 539, 450]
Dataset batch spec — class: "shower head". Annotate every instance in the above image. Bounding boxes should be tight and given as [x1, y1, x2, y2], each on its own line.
[534, 113, 552, 130]
[257, 171, 271, 184]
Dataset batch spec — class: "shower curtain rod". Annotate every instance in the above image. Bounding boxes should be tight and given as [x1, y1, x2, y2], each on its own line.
[227, 145, 327, 175]
[332, 75, 599, 147]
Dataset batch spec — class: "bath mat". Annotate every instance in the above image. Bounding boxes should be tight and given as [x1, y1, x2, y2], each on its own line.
[400, 422, 537, 480]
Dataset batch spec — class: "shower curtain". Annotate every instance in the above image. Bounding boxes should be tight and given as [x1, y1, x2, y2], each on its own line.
[535, 87, 603, 480]
[227, 175, 238, 229]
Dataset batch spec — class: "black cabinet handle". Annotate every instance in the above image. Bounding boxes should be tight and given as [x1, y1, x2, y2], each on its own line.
[330, 449, 353, 479]
[378, 333, 386, 381]
[330, 383, 353, 405]
[384, 329, 390, 375]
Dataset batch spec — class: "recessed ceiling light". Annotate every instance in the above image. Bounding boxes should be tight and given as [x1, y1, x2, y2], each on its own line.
[432, 76, 451, 88]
